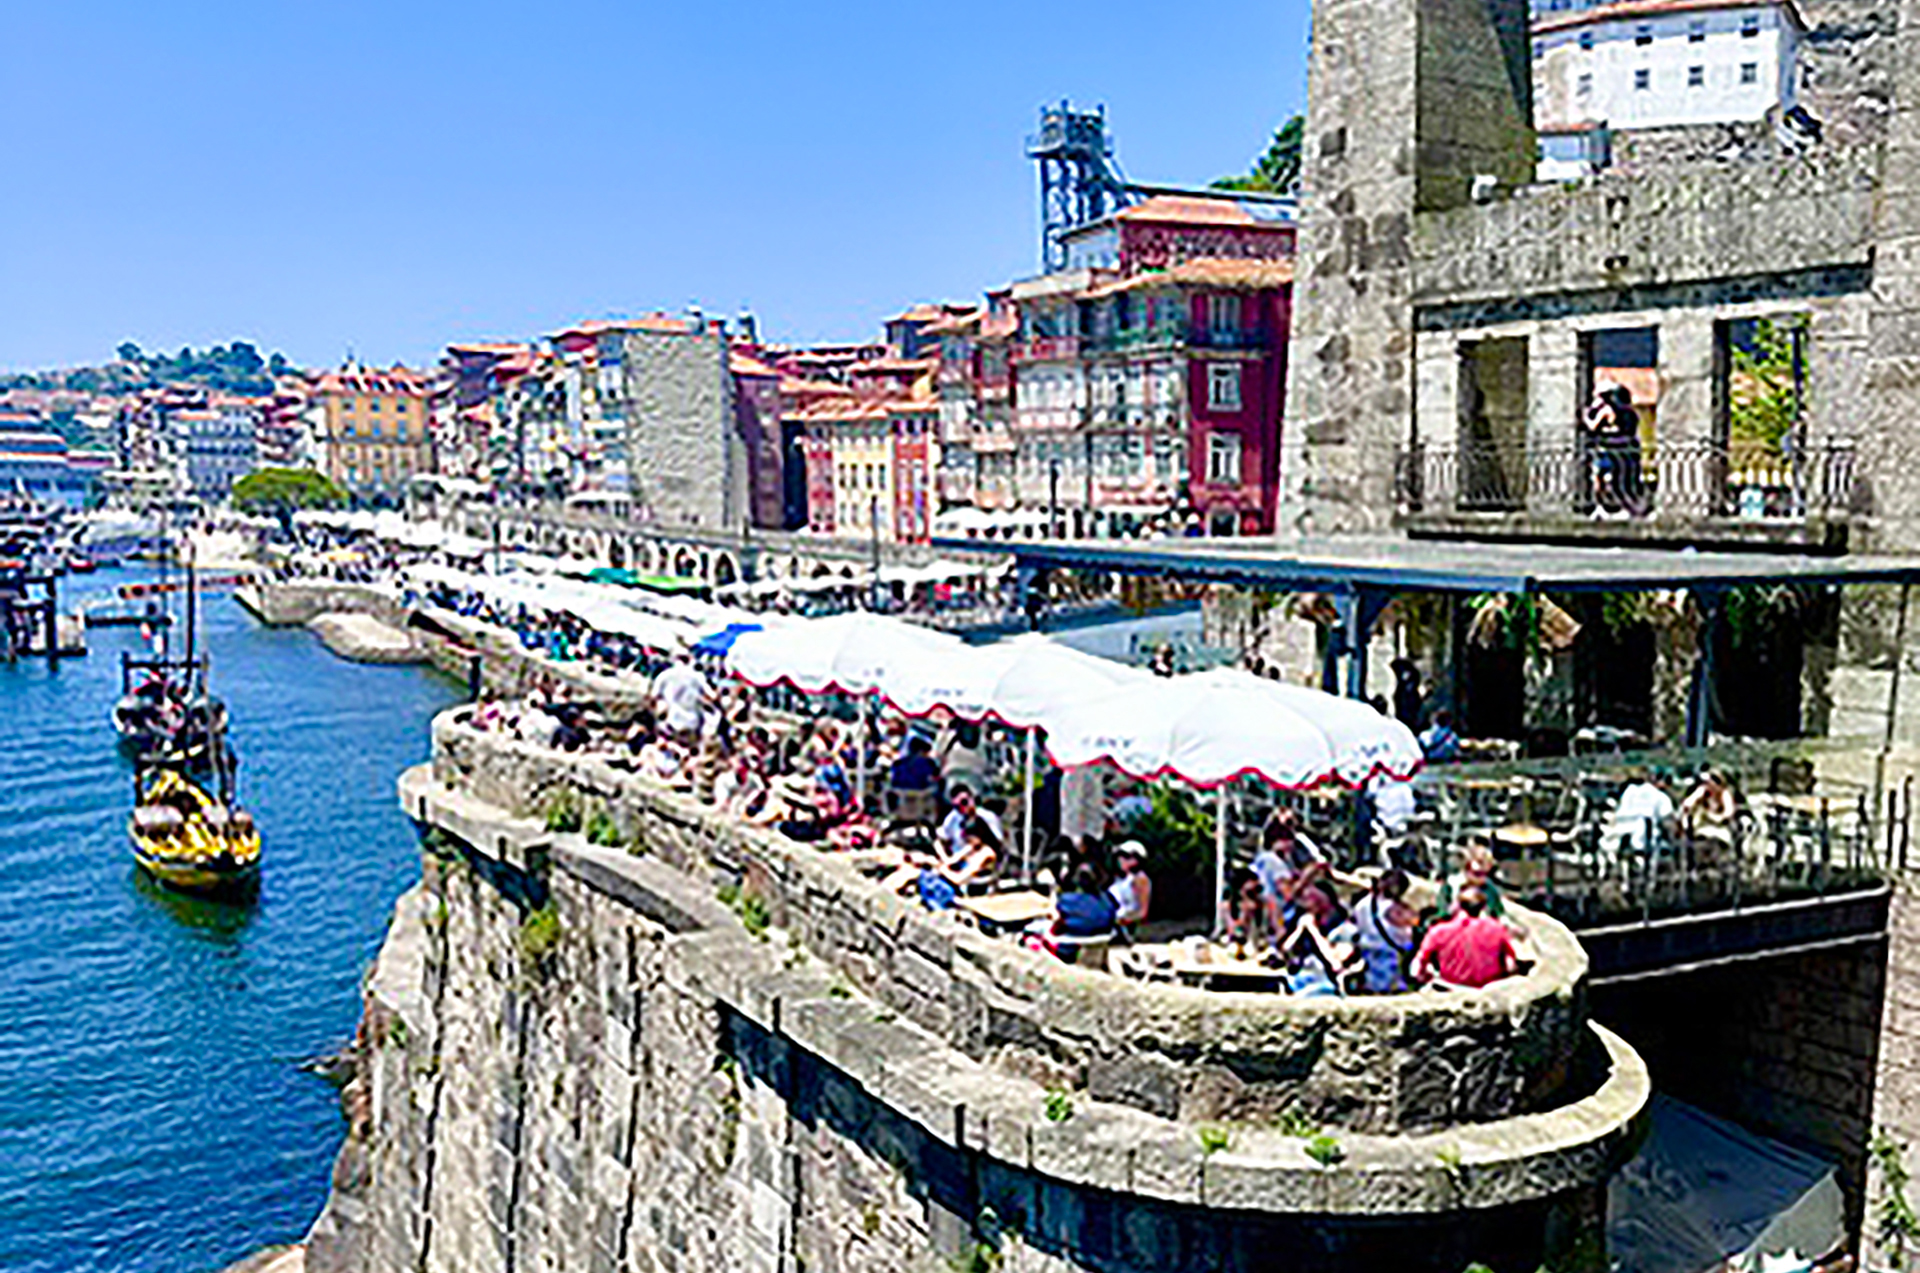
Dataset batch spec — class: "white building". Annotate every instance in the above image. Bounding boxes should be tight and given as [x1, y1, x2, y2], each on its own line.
[1533, 0, 1803, 136]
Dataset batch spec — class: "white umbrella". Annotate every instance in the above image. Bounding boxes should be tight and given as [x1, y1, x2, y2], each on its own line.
[725, 612, 961, 696]
[878, 633, 1143, 729]
[1042, 670, 1421, 791]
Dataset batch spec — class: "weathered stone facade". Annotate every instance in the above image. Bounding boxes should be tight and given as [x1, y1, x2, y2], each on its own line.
[300, 715, 1651, 1273]
[1280, 0, 1920, 554]
[621, 328, 744, 532]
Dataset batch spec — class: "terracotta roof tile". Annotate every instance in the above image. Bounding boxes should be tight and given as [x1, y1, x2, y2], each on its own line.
[1534, 0, 1804, 34]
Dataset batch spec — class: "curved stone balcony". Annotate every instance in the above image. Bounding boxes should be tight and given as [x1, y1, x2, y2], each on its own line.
[409, 707, 1650, 1218]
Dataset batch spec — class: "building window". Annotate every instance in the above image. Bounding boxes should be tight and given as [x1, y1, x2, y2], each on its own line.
[1208, 293, 1242, 336]
[1206, 432, 1243, 485]
[1579, 29, 1593, 49]
[1741, 14, 1760, 35]
[1741, 61, 1758, 83]
[1688, 65, 1705, 87]
[1688, 18, 1706, 40]
[1578, 72, 1594, 96]
[1634, 68, 1651, 90]
[1634, 22, 1652, 44]
[1206, 364, 1242, 411]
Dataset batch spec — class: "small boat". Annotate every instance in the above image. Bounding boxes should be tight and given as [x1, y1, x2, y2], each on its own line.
[66, 556, 97, 575]
[112, 667, 229, 770]
[129, 766, 260, 895]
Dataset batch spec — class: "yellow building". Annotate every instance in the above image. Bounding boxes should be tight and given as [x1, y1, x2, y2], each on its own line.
[316, 364, 435, 497]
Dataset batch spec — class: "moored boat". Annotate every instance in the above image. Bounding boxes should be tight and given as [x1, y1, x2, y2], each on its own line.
[129, 767, 260, 895]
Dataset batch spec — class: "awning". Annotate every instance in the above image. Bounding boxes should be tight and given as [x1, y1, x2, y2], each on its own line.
[935, 532, 1920, 594]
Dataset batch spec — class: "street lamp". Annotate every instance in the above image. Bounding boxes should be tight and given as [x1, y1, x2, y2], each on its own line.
[869, 493, 882, 612]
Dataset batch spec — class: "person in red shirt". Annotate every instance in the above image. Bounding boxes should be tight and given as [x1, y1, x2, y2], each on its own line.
[1413, 886, 1518, 989]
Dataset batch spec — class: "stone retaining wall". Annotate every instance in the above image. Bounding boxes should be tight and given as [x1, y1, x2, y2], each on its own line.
[423, 710, 1620, 1141]
[310, 763, 1649, 1273]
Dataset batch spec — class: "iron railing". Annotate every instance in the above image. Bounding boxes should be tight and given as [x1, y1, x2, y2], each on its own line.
[1393, 439, 1857, 521]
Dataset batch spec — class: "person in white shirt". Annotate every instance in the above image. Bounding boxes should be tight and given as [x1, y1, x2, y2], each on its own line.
[1610, 770, 1675, 855]
[649, 653, 712, 740]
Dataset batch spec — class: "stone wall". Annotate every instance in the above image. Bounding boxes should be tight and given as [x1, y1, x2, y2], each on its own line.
[235, 582, 408, 630]
[1593, 935, 1890, 1238]
[425, 714, 1614, 1137]
[307, 746, 1651, 1273]
[1868, 881, 1920, 1270]
[621, 328, 741, 532]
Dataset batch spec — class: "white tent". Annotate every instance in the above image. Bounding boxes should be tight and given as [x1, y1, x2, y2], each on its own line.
[725, 611, 962, 696]
[1041, 669, 1423, 913]
[878, 633, 1144, 729]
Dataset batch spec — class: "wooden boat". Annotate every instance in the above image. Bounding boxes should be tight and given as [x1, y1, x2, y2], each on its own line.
[129, 766, 260, 895]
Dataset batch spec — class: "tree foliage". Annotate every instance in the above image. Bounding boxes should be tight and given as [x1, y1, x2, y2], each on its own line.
[2, 339, 295, 395]
[231, 467, 347, 516]
[1212, 115, 1304, 194]
[1728, 317, 1805, 454]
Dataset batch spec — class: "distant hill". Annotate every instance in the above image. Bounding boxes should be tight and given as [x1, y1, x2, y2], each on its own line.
[0, 340, 296, 397]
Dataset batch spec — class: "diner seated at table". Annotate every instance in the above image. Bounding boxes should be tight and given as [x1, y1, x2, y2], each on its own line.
[1607, 767, 1676, 856]
[1350, 868, 1419, 994]
[1219, 866, 1275, 950]
[776, 772, 856, 842]
[1107, 840, 1152, 931]
[1251, 809, 1329, 928]
[888, 735, 943, 793]
[1280, 880, 1361, 996]
[1419, 709, 1461, 762]
[1020, 863, 1120, 961]
[1435, 844, 1508, 920]
[880, 816, 1002, 906]
[938, 783, 1004, 856]
[1678, 766, 1738, 855]
[1412, 885, 1518, 989]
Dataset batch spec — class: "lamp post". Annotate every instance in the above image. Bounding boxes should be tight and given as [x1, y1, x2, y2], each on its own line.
[869, 493, 882, 612]
[1047, 456, 1061, 540]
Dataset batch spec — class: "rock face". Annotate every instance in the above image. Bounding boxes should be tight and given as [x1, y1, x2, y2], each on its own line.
[308, 613, 426, 665]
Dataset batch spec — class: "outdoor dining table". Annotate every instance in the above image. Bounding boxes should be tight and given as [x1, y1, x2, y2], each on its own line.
[1126, 940, 1289, 989]
[1491, 823, 1552, 854]
[956, 890, 1054, 929]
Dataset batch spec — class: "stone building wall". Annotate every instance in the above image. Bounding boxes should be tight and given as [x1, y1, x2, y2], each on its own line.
[622, 329, 741, 532]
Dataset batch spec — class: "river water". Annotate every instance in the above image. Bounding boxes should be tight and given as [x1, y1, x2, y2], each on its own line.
[0, 572, 460, 1272]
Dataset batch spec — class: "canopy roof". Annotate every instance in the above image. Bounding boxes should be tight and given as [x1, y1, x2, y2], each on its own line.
[937, 533, 1920, 594]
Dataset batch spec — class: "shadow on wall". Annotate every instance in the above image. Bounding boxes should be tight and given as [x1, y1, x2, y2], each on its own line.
[723, 1008, 1577, 1273]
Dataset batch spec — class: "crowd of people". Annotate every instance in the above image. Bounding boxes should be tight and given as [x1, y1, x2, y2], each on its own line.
[1212, 810, 1520, 996]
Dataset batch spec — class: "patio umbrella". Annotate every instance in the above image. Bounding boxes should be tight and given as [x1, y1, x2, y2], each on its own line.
[691, 623, 763, 657]
[725, 611, 962, 696]
[1043, 670, 1423, 916]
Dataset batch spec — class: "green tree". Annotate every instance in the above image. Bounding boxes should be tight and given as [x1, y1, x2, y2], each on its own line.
[232, 467, 348, 517]
[1728, 317, 1805, 454]
[1212, 115, 1304, 195]
[115, 341, 145, 365]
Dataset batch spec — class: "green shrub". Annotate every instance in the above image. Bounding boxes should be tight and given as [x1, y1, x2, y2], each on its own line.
[543, 791, 582, 834]
[1043, 1091, 1074, 1124]
[1196, 1125, 1231, 1156]
[584, 807, 623, 847]
[1305, 1134, 1344, 1168]
[518, 904, 562, 964]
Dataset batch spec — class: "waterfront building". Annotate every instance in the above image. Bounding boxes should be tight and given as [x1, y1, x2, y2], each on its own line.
[0, 425, 100, 507]
[315, 364, 435, 501]
[998, 196, 1297, 536]
[1533, 0, 1803, 137]
[165, 398, 261, 501]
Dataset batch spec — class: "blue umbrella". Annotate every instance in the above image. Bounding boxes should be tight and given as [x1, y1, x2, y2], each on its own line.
[692, 623, 763, 657]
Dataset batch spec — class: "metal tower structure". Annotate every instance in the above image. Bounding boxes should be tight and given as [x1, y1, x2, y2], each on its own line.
[1027, 102, 1136, 273]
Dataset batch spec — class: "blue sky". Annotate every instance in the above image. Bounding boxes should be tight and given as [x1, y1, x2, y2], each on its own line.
[0, 1, 1308, 372]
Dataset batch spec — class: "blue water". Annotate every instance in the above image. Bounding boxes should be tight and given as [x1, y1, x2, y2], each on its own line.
[0, 572, 461, 1272]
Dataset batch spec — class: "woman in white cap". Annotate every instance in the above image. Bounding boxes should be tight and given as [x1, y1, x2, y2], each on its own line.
[1107, 840, 1153, 931]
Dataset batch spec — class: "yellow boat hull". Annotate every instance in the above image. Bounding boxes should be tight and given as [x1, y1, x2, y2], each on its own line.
[130, 769, 261, 896]
[132, 846, 260, 894]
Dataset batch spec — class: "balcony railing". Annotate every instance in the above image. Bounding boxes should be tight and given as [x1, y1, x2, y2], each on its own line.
[1394, 439, 1857, 523]
[1009, 335, 1079, 363]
